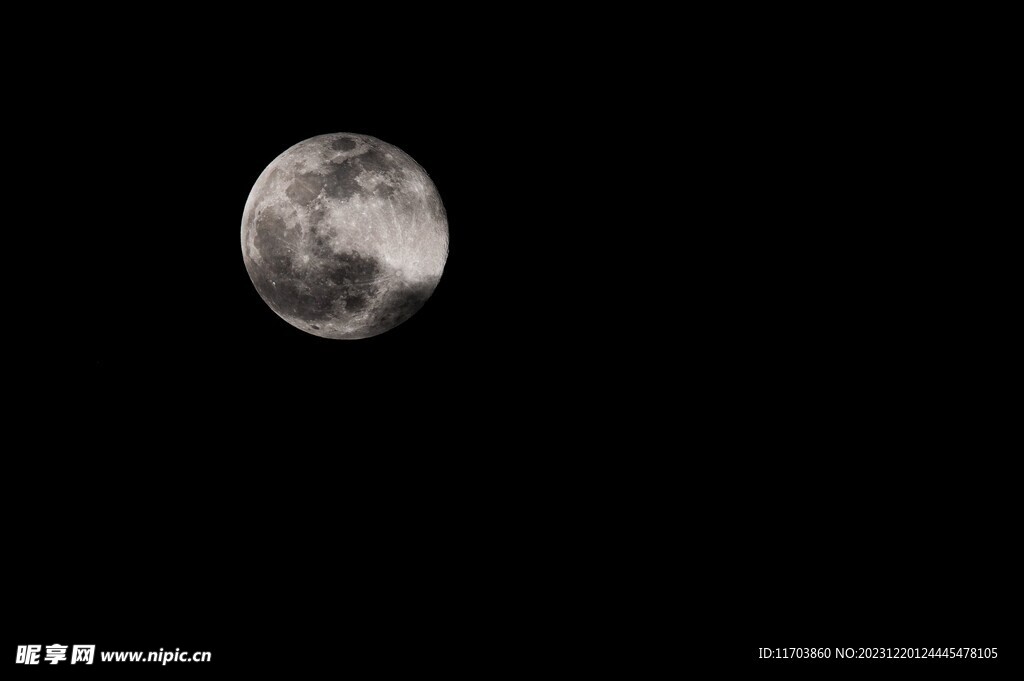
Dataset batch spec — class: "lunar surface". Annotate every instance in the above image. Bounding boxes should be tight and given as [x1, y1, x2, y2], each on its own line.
[241, 133, 448, 339]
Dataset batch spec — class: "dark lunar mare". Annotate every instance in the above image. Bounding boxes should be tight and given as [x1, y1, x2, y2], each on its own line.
[323, 144, 402, 199]
[250, 212, 386, 323]
[366, 280, 436, 336]
[330, 136, 357, 151]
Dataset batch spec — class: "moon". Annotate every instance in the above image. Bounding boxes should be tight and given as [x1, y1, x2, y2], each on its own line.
[241, 133, 448, 339]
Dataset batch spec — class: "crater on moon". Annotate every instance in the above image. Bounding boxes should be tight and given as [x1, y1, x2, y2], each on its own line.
[241, 133, 448, 339]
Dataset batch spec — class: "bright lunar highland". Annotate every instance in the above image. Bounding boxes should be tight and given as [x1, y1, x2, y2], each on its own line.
[241, 133, 448, 339]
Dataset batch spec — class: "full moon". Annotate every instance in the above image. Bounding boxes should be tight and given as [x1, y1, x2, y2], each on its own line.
[241, 133, 448, 339]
